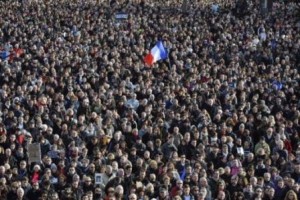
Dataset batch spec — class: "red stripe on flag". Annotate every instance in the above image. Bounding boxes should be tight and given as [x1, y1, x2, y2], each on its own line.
[144, 53, 154, 66]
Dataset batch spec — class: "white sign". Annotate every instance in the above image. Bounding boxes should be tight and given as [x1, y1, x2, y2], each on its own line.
[95, 173, 103, 185]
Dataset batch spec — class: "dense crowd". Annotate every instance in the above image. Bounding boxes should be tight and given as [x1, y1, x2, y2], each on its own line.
[0, 0, 300, 200]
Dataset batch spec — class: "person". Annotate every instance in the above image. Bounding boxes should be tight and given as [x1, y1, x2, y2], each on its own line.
[283, 189, 298, 200]
[16, 187, 28, 200]
[26, 182, 42, 200]
[181, 184, 195, 199]
[0, 182, 8, 199]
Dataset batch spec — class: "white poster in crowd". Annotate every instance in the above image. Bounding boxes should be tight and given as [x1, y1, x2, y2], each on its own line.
[28, 143, 41, 163]
[95, 173, 103, 185]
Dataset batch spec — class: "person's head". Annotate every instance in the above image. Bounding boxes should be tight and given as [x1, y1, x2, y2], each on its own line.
[263, 172, 271, 181]
[19, 161, 27, 169]
[115, 185, 124, 196]
[277, 140, 284, 150]
[176, 179, 183, 188]
[231, 159, 239, 167]
[159, 187, 168, 198]
[285, 189, 298, 200]
[292, 183, 299, 193]
[184, 132, 190, 142]
[105, 165, 113, 175]
[81, 194, 89, 200]
[84, 176, 92, 185]
[231, 175, 239, 186]
[10, 134, 16, 142]
[5, 148, 11, 156]
[0, 182, 6, 191]
[190, 139, 197, 147]
[94, 187, 102, 198]
[199, 177, 208, 187]
[217, 190, 226, 200]
[114, 131, 122, 141]
[128, 193, 137, 200]
[68, 166, 76, 175]
[43, 156, 52, 165]
[224, 166, 231, 175]
[11, 181, 19, 192]
[17, 146, 24, 153]
[49, 192, 59, 200]
[222, 144, 228, 152]
[125, 164, 132, 174]
[107, 187, 115, 197]
[260, 136, 266, 143]
[234, 191, 244, 200]
[144, 150, 150, 160]
[213, 170, 220, 180]
[199, 187, 207, 199]
[267, 187, 275, 198]
[257, 176, 265, 187]
[139, 169, 146, 179]
[32, 182, 39, 190]
[255, 187, 263, 198]
[167, 135, 174, 143]
[183, 164, 191, 174]
[287, 178, 295, 188]
[17, 187, 24, 197]
[191, 172, 199, 182]
[276, 177, 284, 188]
[21, 177, 29, 187]
[173, 195, 182, 200]
[137, 157, 144, 167]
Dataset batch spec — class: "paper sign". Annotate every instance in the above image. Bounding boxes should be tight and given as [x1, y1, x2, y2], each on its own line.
[28, 143, 41, 164]
[115, 13, 128, 20]
[95, 173, 103, 184]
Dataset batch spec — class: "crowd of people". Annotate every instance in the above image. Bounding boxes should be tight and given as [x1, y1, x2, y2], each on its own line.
[0, 0, 300, 199]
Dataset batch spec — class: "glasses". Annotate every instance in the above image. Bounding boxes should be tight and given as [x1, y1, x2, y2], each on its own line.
[108, 190, 114, 193]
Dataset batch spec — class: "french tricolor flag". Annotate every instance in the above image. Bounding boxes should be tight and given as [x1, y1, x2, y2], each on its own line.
[144, 41, 168, 66]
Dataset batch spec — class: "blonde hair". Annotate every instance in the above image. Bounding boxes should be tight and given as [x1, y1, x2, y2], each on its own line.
[149, 160, 158, 169]
[284, 190, 298, 200]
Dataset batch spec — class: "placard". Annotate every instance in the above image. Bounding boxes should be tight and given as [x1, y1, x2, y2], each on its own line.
[115, 13, 128, 20]
[95, 173, 103, 185]
[28, 143, 41, 164]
